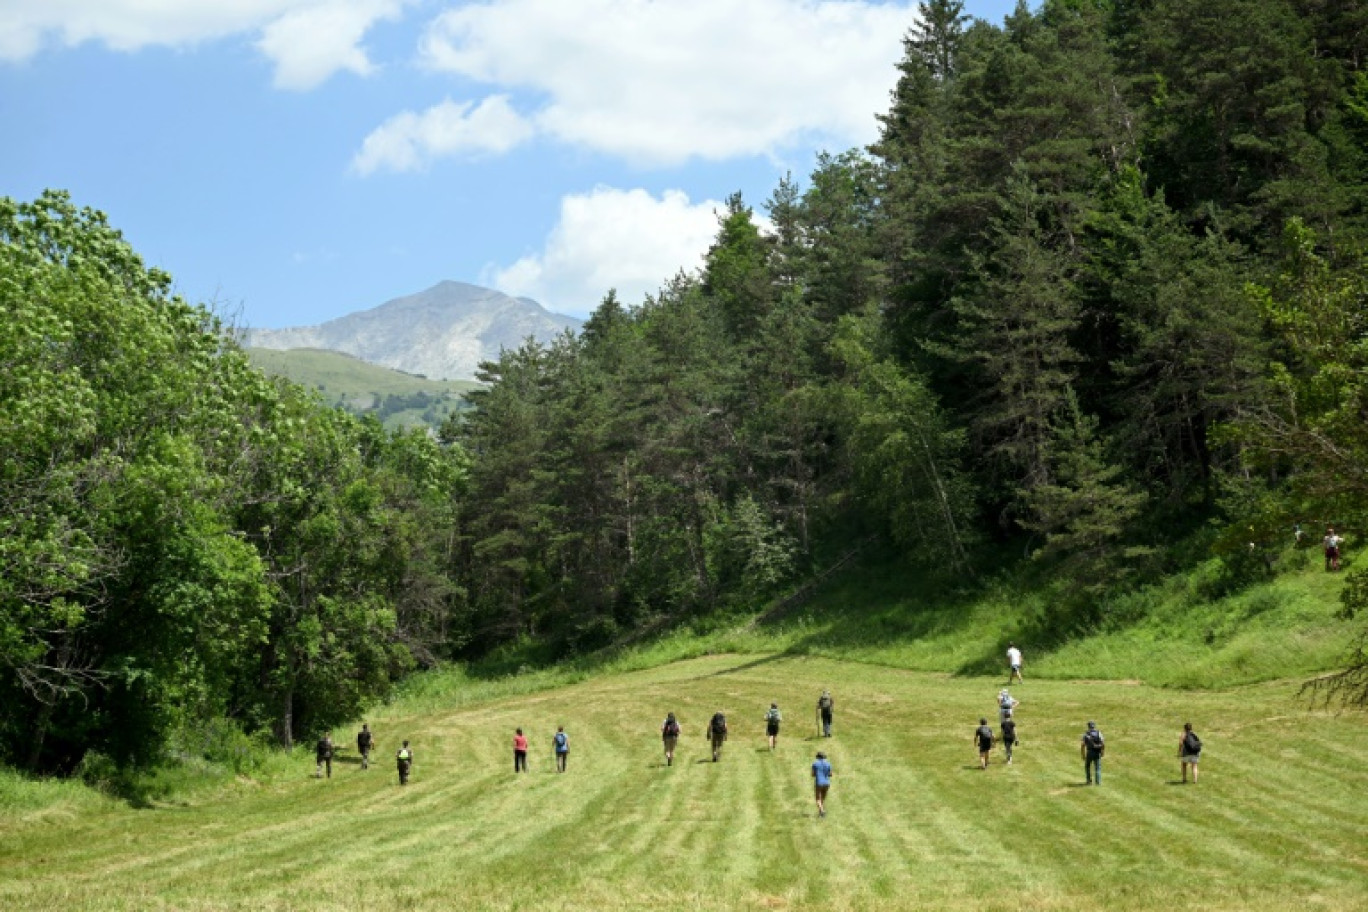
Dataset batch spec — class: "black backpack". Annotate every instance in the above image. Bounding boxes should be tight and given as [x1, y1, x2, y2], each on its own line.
[663, 719, 680, 737]
[1085, 730, 1104, 752]
[711, 713, 727, 735]
[1183, 731, 1202, 754]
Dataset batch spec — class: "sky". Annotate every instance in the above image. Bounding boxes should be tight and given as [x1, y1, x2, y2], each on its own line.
[2, 0, 1020, 328]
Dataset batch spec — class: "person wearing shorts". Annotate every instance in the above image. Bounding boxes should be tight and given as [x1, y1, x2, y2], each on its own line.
[1006, 642, 1023, 684]
[765, 703, 782, 750]
[974, 718, 995, 769]
[1325, 527, 1343, 571]
[661, 712, 680, 766]
[553, 725, 569, 773]
[513, 728, 528, 773]
[811, 751, 833, 817]
[1179, 722, 1202, 783]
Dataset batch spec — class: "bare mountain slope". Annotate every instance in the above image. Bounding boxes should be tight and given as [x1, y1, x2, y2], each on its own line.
[245, 281, 581, 380]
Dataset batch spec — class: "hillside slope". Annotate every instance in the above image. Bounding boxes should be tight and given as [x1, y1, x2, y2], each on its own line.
[246, 347, 479, 430]
[2, 654, 1365, 911]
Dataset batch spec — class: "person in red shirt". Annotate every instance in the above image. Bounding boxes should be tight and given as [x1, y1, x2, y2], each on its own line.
[513, 728, 529, 773]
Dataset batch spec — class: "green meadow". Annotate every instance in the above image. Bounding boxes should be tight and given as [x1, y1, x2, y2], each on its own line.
[3, 649, 1366, 912]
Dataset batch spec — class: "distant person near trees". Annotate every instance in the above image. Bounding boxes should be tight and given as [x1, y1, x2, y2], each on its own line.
[396, 740, 413, 785]
[811, 751, 833, 817]
[356, 723, 373, 771]
[1324, 527, 1343, 571]
[661, 712, 681, 766]
[1179, 722, 1202, 784]
[553, 725, 569, 773]
[765, 703, 782, 750]
[1001, 716, 1018, 765]
[975, 718, 995, 769]
[514, 728, 529, 773]
[708, 710, 728, 762]
[315, 732, 334, 779]
[817, 690, 834, 737]
[1081, 722, 1105, 785]
[1006, 642, 1024, 684]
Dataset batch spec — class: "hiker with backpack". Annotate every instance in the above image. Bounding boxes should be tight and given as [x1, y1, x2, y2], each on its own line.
[356, 723, 373, 771]
[998, 689, 1019, 723]
[1001, 715, 1018, 765]
[817, 690, 834, 737]
[811, 751, 833, 817]
[708, 710, 728, 762]
[513, 728, 529, 773]
[315, 732, 334, 779]
[661, 712, 681, 766]
[1081, 721, 1105, 785]
[764, 703, 782, 750]
[1178, 722, 1202, 784]
[974, 718, 995, 769]
[396, 740, 413, 786]
[553, 725, 569, 773]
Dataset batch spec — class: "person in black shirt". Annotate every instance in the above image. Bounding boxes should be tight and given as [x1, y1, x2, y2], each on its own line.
[974, 718, 995, 769]
[357, 723, 373, 770]
[315, 733, 334, 779]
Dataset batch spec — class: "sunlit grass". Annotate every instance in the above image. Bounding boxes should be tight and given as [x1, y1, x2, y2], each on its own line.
[2, 654, 1365, 911]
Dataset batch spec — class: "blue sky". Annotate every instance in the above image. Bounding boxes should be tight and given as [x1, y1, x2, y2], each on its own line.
[2, 0, 1019, 327]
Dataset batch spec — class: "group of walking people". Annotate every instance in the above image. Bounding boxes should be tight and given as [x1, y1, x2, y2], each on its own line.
[313, 641, 1205, 804]
[973, 644, 1204, 785]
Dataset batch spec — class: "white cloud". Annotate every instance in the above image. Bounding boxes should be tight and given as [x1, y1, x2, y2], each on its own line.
[417, 0, 916, 165]
[350, 95, 534, 174]
[0, 0, 405, 90]
[485, 186, 731, 317]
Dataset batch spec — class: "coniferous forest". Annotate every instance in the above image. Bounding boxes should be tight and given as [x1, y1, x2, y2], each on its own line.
[4, 0, 1368, 775]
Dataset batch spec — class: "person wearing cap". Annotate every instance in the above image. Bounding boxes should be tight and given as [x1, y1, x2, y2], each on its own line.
[998, 689, 1019, 723]
[1080, 721, 1105, 785]
[811, 751, 833, 817]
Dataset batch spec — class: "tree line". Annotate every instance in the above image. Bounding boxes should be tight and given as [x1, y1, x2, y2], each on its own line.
[3, 0, 1367, 774]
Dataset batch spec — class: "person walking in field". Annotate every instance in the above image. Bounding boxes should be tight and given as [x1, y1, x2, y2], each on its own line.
[1178, 722, 1202, 784]
[1324, 526, 1343, 571]
[975, 718, 995, 769]
[315, 732, 334, 779]
[513, 728, 529, 773]
[811, 751, 833, 817]
[765, 703, 782, 750]
[708, 710, 728, 762]
[1001, 715, 1018, 765]
[661, 712, 681, 766]
[817, 690, 834, 737]
[998, 689, 1019, 723]
[553, 725, 569, 773]
[396, 740, 413, 785]
[1081, 721, 1105, 785]
[356, 723, 373, 771]
[1006, 642, 1024, 684]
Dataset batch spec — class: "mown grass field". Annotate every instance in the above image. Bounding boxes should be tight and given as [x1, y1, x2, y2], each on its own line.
[3, 654, 1365, 912]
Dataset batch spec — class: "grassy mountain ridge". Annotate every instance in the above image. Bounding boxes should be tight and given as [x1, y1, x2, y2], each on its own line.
[245, 347, 480, 430]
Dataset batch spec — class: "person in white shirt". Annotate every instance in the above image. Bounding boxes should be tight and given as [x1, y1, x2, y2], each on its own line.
[1006, 642, 1023, 684]
[1324, 527, 1343, 572]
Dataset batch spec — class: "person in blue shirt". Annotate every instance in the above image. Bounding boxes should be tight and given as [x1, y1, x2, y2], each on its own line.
[811, 751, 833, 818]
[553, 725, 569, 772]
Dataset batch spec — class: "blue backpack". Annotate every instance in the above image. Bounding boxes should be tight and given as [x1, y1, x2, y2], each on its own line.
[554, 732, 568, 751]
